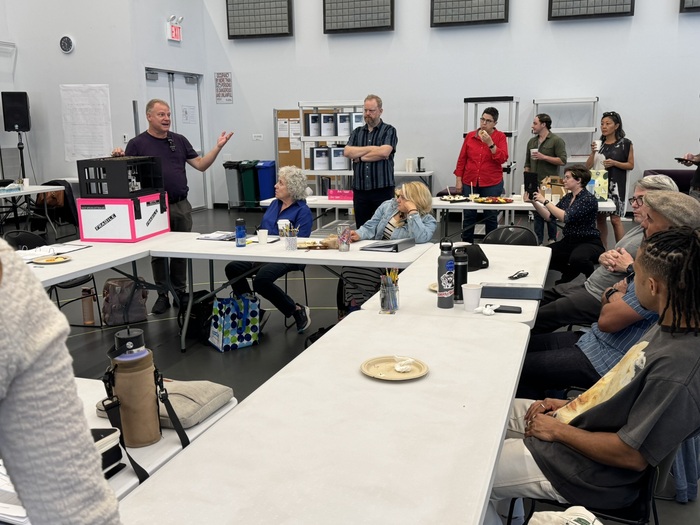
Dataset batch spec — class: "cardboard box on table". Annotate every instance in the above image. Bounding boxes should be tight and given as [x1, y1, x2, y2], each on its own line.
[77, 192, 170, 242]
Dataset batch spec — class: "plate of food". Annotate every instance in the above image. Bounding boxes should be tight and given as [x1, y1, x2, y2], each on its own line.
[297, 241, 329, 250]
[360, 356, 429, 381]
[439, 195, 469, 202]
[32, 255, 71, 264]
[472, 196, 514, 204]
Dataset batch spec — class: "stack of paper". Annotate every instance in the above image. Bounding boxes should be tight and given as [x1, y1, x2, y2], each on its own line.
[197, 231, 236, 241]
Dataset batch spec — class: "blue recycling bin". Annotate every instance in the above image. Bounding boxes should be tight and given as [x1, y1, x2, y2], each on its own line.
[256, 161, 276, 201]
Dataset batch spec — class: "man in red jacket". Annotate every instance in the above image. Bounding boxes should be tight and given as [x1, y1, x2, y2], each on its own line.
[453, 106, 509, 242]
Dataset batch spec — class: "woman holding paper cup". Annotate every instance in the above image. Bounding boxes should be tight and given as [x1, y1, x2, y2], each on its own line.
[532, 165, 604, 284]
[586, 111, 634, 247]
[224, 166, 313, 334]
[340, 182, 436, 313]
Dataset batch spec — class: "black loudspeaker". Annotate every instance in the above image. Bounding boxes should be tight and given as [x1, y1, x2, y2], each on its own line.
[1, 92, 31, 132]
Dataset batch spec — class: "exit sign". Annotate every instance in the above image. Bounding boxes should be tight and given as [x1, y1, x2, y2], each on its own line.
[167, 23, 182, 42]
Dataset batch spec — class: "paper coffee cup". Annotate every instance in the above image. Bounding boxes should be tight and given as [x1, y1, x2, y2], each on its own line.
[462, 284, 482, 311]
[530, 148, 538, 159]
[22, 178, 29, 188]
[593, 140, 602, 151]
[257, 229, 268, 244]
[405, 158, 415, 172]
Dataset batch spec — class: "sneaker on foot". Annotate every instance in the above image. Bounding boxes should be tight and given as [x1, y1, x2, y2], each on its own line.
[151, 294, 171, 315]
[293, 304, 311, 334]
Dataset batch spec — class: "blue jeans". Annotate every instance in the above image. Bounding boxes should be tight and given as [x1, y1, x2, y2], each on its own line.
[534, 214, 557, 244]
[461, 181, 504, 242]
[224, 261, 305, 318]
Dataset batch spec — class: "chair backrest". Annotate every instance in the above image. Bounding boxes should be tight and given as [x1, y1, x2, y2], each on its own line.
[3, 230, 48, 250]
[42, 179, 79, 225]
[482, 226, 538, 246]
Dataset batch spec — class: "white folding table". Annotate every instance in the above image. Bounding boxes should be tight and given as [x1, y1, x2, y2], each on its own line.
[118, 311, 530, 525]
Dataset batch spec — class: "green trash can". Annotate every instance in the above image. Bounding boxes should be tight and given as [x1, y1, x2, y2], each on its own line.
[238, 160, 259, 208]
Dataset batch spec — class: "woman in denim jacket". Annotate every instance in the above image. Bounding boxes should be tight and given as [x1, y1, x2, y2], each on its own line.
[341, 182, 436, 313]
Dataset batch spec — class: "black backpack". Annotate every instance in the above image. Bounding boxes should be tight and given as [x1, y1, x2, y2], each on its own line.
[177, 290, 215, 342]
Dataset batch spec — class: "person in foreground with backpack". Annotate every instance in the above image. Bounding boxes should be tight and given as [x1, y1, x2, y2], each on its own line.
[224, 166, 313, 334]
[0, 238, 121, 524]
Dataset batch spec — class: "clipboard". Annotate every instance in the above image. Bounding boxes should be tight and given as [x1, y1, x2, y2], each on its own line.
[360, 238, 416, 253]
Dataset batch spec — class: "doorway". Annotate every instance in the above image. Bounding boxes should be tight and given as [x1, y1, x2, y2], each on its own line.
[139, 69, 207, 209]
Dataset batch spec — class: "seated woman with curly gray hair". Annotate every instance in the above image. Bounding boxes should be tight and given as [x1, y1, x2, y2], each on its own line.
[341, 181, 437, 313]
[225, 166, 313, 333]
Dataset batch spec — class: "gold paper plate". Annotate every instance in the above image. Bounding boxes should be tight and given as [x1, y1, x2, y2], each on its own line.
[32, 255, 71, 264]
[472, 197, 513, 204]
[297, 241, 329, 250]
[360, 356, 429, 381]
[428, 282, 438, 293]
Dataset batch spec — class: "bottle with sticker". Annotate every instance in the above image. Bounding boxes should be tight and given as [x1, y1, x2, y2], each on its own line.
[437, 238, 454, 309]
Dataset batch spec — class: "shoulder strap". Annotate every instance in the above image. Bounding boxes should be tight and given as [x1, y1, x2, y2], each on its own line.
[155, 369, 190, 449]
[101, 367, 150, 483]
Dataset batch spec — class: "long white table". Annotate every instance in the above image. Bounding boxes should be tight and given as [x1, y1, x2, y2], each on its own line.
[433, 197, 617, 236]
[0, 184, 64, 233]
[148, 232, 434, 350]
[362, 243, 552, 327]
[118, 310, 531, 524]
[75, 378, 237, 500]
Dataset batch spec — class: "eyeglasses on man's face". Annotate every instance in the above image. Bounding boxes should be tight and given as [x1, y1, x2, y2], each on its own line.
[480, 117, 494, 124]
[628, 195, 645, 206]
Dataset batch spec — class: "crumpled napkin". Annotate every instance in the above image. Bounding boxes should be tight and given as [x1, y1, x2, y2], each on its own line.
[393, 355, 414, 373]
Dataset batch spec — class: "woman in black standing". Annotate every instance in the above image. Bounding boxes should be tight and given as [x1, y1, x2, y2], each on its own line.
[586, 111, 634, 247]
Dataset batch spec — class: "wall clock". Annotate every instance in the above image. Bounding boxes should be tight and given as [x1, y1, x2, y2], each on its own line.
[59, 35, 74, 54]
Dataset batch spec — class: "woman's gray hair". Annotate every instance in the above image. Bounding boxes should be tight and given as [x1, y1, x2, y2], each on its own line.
[278, 165, 307, 202]
[635, 174, 679, 193]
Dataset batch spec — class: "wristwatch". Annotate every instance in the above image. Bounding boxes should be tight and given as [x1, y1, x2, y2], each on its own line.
[604, 288, 619, 301]
[625, 263, 634, 275]
[489, 143, 496, 150]
[542, 200, 550, 206]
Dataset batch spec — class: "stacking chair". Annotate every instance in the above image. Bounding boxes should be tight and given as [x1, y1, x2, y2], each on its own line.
[4, 230, 102, 327]
[30, 179, 79, 240]
[506, 449, 677, 525]
[482, 225, 538, 246]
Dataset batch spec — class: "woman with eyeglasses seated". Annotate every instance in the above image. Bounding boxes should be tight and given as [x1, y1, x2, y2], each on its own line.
[586, 111, 635, 248]
[340, 181, 436, 313]
[224, 166, 313, 334]
[532, 165, 604, 284]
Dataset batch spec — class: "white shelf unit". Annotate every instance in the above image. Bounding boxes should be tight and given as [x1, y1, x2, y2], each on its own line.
[463, 96, 519, 197]
[298, 100, 364, 230]
[533, 97, 599, 164]
[298, 100, 364, 192]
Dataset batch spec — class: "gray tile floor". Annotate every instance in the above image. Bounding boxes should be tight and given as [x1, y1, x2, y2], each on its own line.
[55, 207, 697, 522]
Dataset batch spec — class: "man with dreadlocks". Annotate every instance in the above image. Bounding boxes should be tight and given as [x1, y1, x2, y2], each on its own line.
[484, 227, 700, 524]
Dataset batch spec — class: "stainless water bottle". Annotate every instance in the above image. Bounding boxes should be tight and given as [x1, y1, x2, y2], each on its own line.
[437, 238, 454, 309]
[235, 218, 246, 247]
[453, 247, 469, 304]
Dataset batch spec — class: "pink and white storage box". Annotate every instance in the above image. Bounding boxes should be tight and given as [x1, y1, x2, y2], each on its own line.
[327, 189, 353, 200]
[77, 192, 170, 243]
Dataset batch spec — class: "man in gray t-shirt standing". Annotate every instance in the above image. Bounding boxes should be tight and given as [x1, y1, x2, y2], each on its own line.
[532, 175, 679, 334]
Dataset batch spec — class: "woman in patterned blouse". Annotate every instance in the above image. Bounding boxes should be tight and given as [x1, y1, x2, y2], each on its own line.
[531, 165, 604, 284]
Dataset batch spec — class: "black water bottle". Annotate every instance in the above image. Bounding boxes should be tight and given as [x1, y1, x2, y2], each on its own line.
[437, 238, 454, 309]
[453, 247, 469, 304]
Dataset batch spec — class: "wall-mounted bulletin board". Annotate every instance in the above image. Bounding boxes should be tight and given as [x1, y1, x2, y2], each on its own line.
[226, 0, 293, 39]
[431, 0, 509, 27]
[548, 0, 634, 21]
[680, 0, 700, 13]
[323, 0, 394, 34]
[274, 109, 302, 172]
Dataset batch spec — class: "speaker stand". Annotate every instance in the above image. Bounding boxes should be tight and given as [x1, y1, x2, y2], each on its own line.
[16, 131, 26, 182]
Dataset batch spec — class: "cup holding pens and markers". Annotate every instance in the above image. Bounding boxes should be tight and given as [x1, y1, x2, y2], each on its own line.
[284, 227, 298, 251]
[379, 270, 399, 314]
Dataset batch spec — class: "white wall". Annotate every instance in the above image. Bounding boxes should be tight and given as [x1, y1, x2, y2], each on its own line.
[1, 1, 699, 201]
[202, 0, 700, 200]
